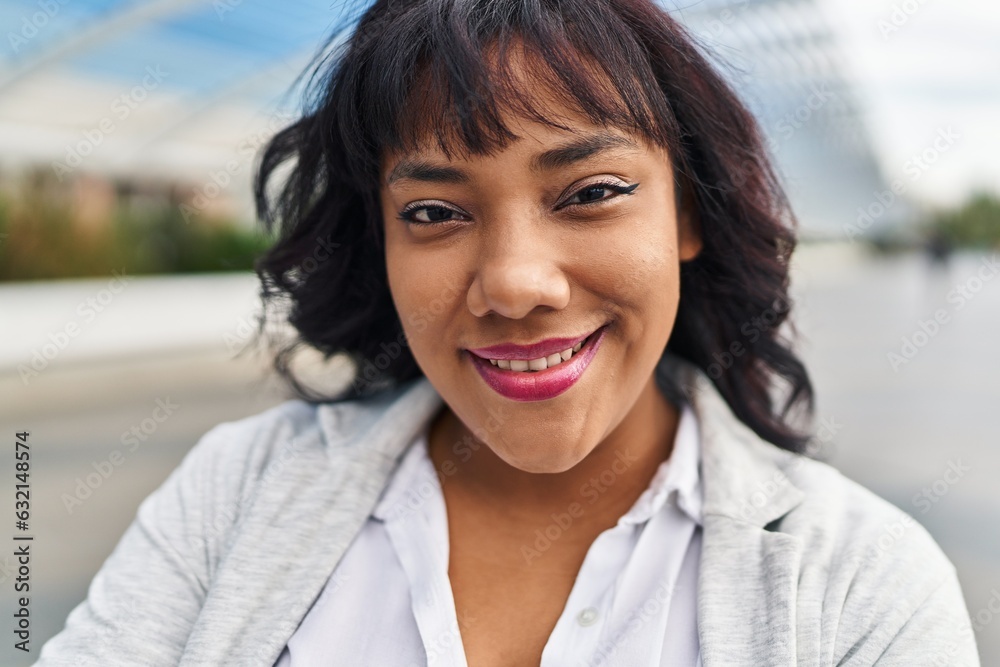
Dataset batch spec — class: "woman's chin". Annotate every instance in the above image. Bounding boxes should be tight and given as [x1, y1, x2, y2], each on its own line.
[493, 444, 590, 475]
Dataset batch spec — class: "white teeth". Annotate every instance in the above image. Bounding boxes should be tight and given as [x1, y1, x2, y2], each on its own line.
[527, 357, 547, 371]
[489, 339, 588, 372]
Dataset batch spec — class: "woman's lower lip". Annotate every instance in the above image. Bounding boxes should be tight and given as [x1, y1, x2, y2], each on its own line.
[467, 325, 608, 401]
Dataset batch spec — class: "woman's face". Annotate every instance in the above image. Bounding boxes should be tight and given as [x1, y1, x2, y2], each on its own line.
[379, 85, 701, 474]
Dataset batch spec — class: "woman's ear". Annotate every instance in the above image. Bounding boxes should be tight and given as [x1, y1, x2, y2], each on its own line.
[676, 178, 703, 262]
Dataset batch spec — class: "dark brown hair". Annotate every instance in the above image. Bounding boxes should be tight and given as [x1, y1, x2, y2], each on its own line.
[253, 0, 816, 452]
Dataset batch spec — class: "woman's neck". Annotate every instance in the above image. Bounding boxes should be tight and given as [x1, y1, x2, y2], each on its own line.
[426, 375, 681, 526]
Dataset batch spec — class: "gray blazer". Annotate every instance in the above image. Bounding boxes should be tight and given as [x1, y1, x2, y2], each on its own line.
[35, 357, 979, 666]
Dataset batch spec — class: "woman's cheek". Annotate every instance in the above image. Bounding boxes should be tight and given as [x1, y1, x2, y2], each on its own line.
[623, 221, 680, 289]
[394, 254, 461, 360]
[580, 228, 670, 299]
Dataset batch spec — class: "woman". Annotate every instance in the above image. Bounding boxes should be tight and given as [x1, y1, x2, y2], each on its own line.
[37, 0, 978, 665]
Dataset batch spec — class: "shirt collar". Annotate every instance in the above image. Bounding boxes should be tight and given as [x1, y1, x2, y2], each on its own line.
[616, 400, 703, 528]
[371, 427, 435, 523]
[372, 399, 703, 527]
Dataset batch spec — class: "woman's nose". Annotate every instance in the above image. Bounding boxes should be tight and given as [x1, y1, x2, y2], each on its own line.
[466, 219, 571, 319]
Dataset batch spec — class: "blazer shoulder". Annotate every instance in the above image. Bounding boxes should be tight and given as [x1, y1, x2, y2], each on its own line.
[773, 451, 974, 656]
[778, 446, 978, 665]
[777, 452, 955, 578]
[192, 380, 433, 498]
[196, 399, 322, 466]
[196, 383, 409, 459]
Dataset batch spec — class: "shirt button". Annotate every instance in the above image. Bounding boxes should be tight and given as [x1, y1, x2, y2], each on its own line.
[577, 607, 599, 627]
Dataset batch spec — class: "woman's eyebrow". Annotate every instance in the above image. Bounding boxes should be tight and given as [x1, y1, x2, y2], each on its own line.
[531, 132, 639, 172]
[384, 132, 640, 187]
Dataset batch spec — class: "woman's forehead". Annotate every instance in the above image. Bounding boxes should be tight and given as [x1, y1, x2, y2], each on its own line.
[381, 124, 652, 187]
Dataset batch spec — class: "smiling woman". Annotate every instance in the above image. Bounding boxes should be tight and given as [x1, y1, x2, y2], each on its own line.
[379, 74, 704, 476]
[34, 1, 979, 666]
[257, 0, 811, 454]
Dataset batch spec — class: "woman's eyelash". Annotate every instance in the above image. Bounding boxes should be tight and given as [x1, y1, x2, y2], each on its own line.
[397, 201, 462, 225]
[397, 180, 640, 225]
[559, 180, 639, 208]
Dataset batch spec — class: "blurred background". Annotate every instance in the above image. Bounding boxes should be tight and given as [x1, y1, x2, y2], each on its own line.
[0, 0, 997, 664]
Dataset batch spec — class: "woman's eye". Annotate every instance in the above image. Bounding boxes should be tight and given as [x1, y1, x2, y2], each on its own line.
[398, 181, 638, 225]
[562, 181, 639, 208]
[399, 205, 462, 225]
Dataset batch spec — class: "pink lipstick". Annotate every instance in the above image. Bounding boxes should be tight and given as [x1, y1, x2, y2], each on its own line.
[466, 324, 608, 401]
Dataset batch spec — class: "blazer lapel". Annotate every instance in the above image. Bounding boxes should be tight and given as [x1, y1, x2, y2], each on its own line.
[673, 362, 807, 666]
[180, 378, 445, 666]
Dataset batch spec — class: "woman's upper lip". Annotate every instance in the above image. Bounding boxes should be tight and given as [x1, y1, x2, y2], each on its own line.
[466, 325, 604, 360]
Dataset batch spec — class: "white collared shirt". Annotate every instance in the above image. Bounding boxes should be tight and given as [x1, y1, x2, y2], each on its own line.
[274, 402, 703, 667]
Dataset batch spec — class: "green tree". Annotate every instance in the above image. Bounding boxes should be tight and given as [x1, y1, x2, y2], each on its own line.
[930, 192, 1000, 249]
